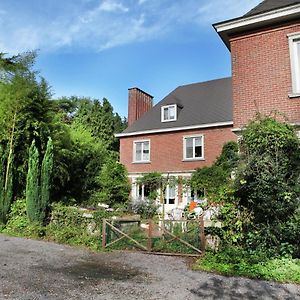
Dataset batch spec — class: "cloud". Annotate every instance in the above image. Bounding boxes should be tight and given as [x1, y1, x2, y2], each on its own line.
[98, 0, 129, 13]
[0, 0, 261, 55]
[138, 0, 148, 5]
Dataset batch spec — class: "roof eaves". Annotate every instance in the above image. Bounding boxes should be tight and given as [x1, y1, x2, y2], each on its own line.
[213, 3, 300, 50]
[116, 121, 233, 138]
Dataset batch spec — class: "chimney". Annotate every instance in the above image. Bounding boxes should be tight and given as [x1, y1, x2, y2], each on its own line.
[128, 87, 153, 126]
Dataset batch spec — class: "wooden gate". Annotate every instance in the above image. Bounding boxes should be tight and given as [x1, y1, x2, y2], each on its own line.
[102, 216, 207, 256]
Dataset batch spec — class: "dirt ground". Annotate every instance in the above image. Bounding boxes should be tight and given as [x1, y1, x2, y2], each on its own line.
[0, 234, 299, 300]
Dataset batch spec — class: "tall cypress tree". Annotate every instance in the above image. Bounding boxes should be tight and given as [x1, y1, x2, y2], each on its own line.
[40, 137, 53, 222]
[26, 140, 40, 222]
[0, 145, 14, 224]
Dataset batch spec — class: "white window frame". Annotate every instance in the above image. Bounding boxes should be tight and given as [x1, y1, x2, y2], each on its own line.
[183, 134, 204, 161]
[161, 104, 177, 122]
[164, 184, 177, 205]
[133, 139, 150, 163]
[288, 32, 300, 95]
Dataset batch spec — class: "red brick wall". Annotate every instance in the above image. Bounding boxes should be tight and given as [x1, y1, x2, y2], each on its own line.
[128, 88, 153, 126]
[120, 126, 236, 174]
[231, 22, 300, 128]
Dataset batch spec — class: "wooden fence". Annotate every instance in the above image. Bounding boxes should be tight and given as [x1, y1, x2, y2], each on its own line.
[102, 216, 212, 257]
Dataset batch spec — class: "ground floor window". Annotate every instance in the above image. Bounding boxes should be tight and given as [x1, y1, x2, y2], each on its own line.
[164, 185, 176, 205]
[136, 183, 151, 200]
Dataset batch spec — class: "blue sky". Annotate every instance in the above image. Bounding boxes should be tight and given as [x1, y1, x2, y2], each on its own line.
[0, 0, 261, 117]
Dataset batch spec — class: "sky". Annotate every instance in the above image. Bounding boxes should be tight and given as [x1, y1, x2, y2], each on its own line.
[0, 0, 262, 117]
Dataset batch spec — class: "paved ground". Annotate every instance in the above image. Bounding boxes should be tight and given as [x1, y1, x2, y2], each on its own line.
[0, 235, 299, 300]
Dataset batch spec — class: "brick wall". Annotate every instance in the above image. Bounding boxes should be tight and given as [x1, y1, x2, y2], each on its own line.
[120, 126, 236, 174]
[231, 22, 300, 128]
[128, 88, 153, 126]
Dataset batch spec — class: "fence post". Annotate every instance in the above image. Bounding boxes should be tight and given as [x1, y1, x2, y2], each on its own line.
[199, 215, 205, 253]
[147, 219, 153, 252]
[102, 219, 107, 248]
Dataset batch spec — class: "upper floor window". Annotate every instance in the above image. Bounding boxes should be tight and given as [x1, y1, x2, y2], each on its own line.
[133, 140, 150, 162]
[289, 33, 300, 95]
[161, 104, 177, 122]
[183, 135, 204, 160]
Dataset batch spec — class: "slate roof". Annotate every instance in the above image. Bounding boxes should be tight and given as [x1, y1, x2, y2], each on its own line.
[122, 77, 232, 135]
[244, 0, 300, 17]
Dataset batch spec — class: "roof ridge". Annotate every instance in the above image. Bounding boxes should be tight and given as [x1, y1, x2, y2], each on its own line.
[244, 0, 265, 17]
[177, 77, 231, 89]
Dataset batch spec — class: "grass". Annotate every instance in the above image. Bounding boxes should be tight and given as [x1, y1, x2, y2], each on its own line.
[194, 247, 300, 284]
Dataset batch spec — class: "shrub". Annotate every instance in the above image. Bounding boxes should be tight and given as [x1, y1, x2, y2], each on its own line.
[195, 247, 300, 283]
[128, 199, 159, 219]
[46, 203, 106, 249]
[235, 116, 300, 254]
[3, 199, 44, 238]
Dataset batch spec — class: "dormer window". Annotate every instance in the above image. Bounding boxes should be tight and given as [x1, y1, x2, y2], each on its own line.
[161, 104, 177, 122]
[289, 33, 300, 95]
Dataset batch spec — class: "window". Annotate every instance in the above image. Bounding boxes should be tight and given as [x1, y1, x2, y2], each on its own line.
[136, 184, 151, 200]
[161, 104, 177, 122]
[133, 140, 150, 162]
[289, 33, 300, 95]
[164, 185, 176, 205]
[183, 135, 204, 160]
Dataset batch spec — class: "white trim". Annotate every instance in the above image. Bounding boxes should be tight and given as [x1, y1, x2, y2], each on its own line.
[289, 32, 300, 94]
[215, 4, 300, 33]
[183, 134, 204, 160]
[161, 104, 177, 122]
[128, 172, 193, 177]
[115, 121, 233, 137]
[132, 139, 150, 163]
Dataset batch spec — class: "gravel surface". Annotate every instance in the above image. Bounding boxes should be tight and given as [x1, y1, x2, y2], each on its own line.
[0, 234, 299, 300]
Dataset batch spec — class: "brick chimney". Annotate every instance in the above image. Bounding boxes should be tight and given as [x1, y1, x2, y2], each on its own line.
[128, 87, 153, 126]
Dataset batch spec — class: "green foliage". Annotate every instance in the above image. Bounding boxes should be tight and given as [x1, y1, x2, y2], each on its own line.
[235, 116, 300, 254]
[46, 203, 110, 250]
[0, 145, 14, 224]
[40, 137, 53, 221]
[91, 159, 130, 207]
[190, 141, 239, 201]
[129, 199, 159, 219]
[195, 247, 300, 283]
[137, 172, 164, 201]
[0, 52, 54, 197]
[3, 199, 44, 238]
[26, 140, 40, 222]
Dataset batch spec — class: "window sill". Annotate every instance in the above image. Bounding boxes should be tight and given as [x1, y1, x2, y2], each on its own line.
[289, 93, 300, 99]
[182, 158, 205, 162]
[132, 161, 151, 164]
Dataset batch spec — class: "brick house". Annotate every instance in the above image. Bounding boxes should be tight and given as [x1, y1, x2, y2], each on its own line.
[117, 0, 300, 212]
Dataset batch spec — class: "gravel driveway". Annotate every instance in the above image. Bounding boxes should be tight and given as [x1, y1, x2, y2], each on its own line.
[0, 234, 299, 300]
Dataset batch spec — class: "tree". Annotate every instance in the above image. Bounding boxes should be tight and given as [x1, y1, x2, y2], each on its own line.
[40, 137, 53, 221]
[0, 52, 54, 197]
[26, 138, 54, 223]
[26, 140, 40, 222]
[0, 145, 14, 224]
[92, 158, 130, 207]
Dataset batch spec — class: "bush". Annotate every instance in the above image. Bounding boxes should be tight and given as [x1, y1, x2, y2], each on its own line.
[128, 199, 159, 219]
[190, 141, 239, 201]
[195, 247, 300, 283]
[3, 199, 45, 238]
[46, 203, 109, 249]
[235, 116, 300, 255]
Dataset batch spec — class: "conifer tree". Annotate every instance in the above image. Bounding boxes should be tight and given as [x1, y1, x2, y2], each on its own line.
[0, 145, 14, 224]
[40, 137, 53, 222]
[26, 140, 40, 222]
